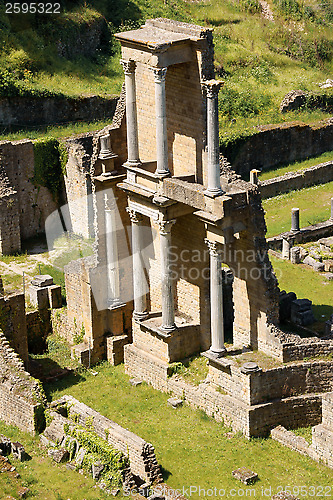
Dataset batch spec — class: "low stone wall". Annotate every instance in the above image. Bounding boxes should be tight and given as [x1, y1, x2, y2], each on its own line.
[227, 119, 333, 176]
[271, 425, 310, 456]
[267, 220, 333, 251]
[259, 161, 333, 199]
[55, 395, 162, 484]
[125, 344, 322, 437]
[0, 328, 45, 434]
[0, 96, 118, 128]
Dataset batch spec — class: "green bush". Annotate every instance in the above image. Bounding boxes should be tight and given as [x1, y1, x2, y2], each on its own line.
[218, 86, 272, 118]
[33, 138, 64, 201]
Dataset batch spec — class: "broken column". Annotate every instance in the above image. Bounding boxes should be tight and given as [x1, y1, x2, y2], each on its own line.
[205, 239, 226, 356]
[126, 209, 148, 321]
[250, 169, 260, 185]
[158, 219, 176, 333]
[203, 80, 224, 198]
[120, 59, 141, 166]
[291, 207, 300, 232]
[151, 67, 170, 177]
[282, 238, 291, 260]
[98, 134, 117, 176]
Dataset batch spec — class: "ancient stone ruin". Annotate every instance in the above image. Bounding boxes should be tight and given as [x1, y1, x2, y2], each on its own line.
[0, 16, 333, 482]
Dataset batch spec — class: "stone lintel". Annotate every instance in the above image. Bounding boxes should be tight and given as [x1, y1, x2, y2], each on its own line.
[202, 350, 232, 370]
[117, 182, 156, 201]
[93, 173, 126, 188]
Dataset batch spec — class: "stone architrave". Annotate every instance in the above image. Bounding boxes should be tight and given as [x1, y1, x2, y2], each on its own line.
[120, 59, 141, 166]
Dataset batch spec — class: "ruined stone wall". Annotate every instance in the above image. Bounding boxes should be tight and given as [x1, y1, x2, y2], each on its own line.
[259, 161, 333, 199]
[0, 139, 59, 241]
[0, 292, 28, 367]
[0, 96, 117, 128]
[0, 194, 20, 254]
[59, 395, 162, 484]
[311, 392, 333, 468]
[125, 344, 321, 437]
[229, 120, 333, 176]
[0, 328, 45, 434]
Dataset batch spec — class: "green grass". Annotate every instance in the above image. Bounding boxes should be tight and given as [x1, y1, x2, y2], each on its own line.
[44, 361, 333, 498]
[263, 181, 333, 237]
[259, 150, 333, 181]
[169, 355, 209, 385]
[0, 119, 114, 142]
[270, 255, 333, 326]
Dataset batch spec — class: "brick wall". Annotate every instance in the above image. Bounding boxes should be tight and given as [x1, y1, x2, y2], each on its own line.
[0, 293, 28, 367]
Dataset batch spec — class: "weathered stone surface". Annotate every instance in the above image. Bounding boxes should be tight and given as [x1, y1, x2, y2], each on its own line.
[31, 275, 54, 287]
[280, 90, 307, 113]
[291, 299, 315, 326]
[271, 493, 299, 500]
[48, 448, 69, 463]
[324, 260, 333, 272]
[11, 442, 26, 461]
[303, 255, 325, 272]
[129, 378, 142, 386]
[0, 435, 11, 455]
[75, 447, 86, 467]
[92, 461, 104, 479]
[232, 467, 258, 484]
[167, 398, 183, 409]
[17, 487, 30, 498]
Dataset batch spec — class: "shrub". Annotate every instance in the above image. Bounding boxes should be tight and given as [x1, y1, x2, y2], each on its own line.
[33, 138, 64, 201]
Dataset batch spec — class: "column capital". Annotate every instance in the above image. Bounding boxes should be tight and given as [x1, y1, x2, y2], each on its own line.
[202, 79, 224, 98]
[204, 238, 221, 257]
[151, 67, 167, 84]
[157, 219, 176, 236]
[120, 59, 136, 75]
[126, 207, 143, 224]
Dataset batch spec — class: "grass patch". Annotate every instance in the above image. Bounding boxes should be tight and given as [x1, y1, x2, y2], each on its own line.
[263, 181, 333, 237]
[293, 426, 313, 445]
[259, 150, 333, 181]
[270, 255, 333, 328]
[169, 355, 209, 385]
[45, 361, 333, 496]
[230, 350, 283, 370]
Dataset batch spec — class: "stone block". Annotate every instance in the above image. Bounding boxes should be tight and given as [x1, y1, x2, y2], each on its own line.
[17, 487, 30, 498]
[279, 292, 297, 322]
[303, 256, 325, 272]
[0, 435, 11, 455]
[92, 461, 104, 479]
[130, 378, 142, 386]
[290, 247, 301, 264]
[31, 275, 54, 287]
[324, 260, 333, 272]
[11, 442, 26, 461]
[29, 285, 49, 309]
[48, 285, 62, 309]
[106, 334, 129, 365]
[167, 398, 183, 409]
[71, 343, 90, 367]
[48, 447, 69, 463]
[232, 467, 258, 484]
[271, 494, 299, 500]
[75, 447, 86, 467]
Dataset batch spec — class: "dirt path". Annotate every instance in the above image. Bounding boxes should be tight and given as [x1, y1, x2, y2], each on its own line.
[259, 0, 274, 21]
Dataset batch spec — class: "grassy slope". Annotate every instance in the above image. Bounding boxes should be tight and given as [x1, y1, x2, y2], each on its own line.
[0, 0, 332, 124]
[262, 180, 333, 237]
[259, 150, 333, 180]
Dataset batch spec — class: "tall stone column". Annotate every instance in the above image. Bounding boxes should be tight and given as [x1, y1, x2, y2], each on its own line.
[205, 238, 226, 356]
[120, 59, 141, 166]
[151, 67, 170, 178]
[126, 208, 148, 321]
[203, 80, 224, 198]
[291, 207, 300, 232]
[104, 193, 120, 307]
[158, 219, 176, 333]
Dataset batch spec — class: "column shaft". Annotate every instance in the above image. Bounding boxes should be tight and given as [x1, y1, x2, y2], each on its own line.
[205, 239, 225, 355]
[127, 209, 148, 321]
[203, 80, 224, 197]
[105, 207, 120, 305]
[159, 220, 176, 332]
[121, 60, 140, 166]
[152, 68, 169, 177]
[291, 207, 300, 232]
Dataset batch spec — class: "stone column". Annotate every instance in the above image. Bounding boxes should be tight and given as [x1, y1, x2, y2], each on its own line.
[291, 207, 300, 232]
[330, 197, 333, 220]
[120, 59, 140, 166]
[151, 67, 170, 178]
[126, 208, 148, 321]
[203, 80, 224, 198]
[105, 193, 120, 307]
[282, 238, 291, 260]
[158, 219, 176, 333]
[205, 239, 226, 356]
[250, 169, 260, 185]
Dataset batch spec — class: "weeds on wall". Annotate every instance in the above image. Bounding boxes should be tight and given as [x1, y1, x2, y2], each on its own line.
[33, 138, 66, 202]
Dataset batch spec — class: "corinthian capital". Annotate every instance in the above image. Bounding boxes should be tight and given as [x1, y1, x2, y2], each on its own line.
[157, 219, 176, 236]
[126, 207, 142, 224]
[151, 67, 167, 84]
[120, 59, 136, 75]
[204, 238, 220, 257]
[202, 79, 224, 98]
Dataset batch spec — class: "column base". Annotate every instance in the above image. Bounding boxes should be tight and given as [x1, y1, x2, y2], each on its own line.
[124, 160, 142, 168]
[208, 347, 227, 358]
[154, 169, 171, 179]
[133, 311, 149, 322]
[159, 323, 177, 334]
[204, 187, 225, 198]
